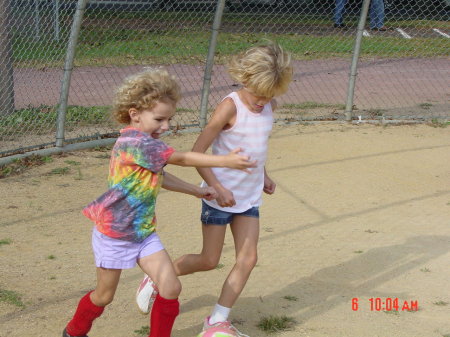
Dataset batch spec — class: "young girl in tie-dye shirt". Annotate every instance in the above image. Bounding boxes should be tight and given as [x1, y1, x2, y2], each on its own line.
[62, 69, 255, 337]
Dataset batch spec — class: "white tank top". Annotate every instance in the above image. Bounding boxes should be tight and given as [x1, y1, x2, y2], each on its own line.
[202, 91, 273, 213]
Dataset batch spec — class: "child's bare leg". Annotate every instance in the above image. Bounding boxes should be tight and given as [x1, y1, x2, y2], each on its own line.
[65, 268, 121, 336]
[91, 267, 122, 305]
[217, 216, 259, 308]
[173, 224, 226, 276]
[138, 249, 181, 299]
[138, 250, 181, 337]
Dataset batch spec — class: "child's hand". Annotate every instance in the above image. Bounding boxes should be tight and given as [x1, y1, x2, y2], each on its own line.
[216, 185, 236, 207]
[225, 148, 257, 172]
[263, 174, 276, 195]
[197, 186, 218, 201]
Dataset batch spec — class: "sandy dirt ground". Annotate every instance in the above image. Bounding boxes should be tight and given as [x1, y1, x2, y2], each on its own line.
[1, 123, 449, 337]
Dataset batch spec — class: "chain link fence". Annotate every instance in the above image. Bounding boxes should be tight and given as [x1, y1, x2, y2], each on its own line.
[1, 0, 449, 163]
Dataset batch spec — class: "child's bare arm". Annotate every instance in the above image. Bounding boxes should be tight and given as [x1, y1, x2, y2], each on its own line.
[162, 172, 217, 200]
[192, 98, 237, 187]
[167, 98, 253, 172]
[167, 148, 255, 170]
[192, 98, 238, 207]
[263, 167, 276, 195]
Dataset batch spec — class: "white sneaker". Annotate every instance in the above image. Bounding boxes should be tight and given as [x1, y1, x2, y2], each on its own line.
[136, 275, 158, 314]
[201, 316, 250, 337]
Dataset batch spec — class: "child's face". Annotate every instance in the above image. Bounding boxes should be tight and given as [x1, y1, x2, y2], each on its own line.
[241, 88, 273, 113]
[129, 100, 175, 138]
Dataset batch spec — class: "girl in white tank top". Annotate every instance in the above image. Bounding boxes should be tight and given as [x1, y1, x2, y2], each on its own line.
[201, 91, 274, 213]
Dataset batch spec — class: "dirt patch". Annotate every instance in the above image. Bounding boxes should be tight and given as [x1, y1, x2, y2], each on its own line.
[1, 123, 449, 337]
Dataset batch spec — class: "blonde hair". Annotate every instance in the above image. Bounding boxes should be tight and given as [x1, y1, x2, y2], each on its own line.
[112, 69, 181, 124]
[227, 41, 293, 98]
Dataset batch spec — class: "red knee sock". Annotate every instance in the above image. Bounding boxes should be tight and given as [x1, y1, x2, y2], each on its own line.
[66, 291, 105, 336]
[149, 294, 180, 337]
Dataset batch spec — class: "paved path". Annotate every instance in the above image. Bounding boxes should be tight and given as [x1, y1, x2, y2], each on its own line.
[13, 57, 450, 113]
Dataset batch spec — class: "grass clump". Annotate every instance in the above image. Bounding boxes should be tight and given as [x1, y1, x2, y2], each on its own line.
[283, 102, 345, 110]
[257, 315, 295, 333]
[134, 325, 150, 336]
[0, 239, 12, 246]
[0, 289, 25, 308]
[433, 301, 448, 306]
[429, 119, 449, 128]
[0, 105, 111, 138]
[47, 167, 71, 176]
[0, 155, 52, 179]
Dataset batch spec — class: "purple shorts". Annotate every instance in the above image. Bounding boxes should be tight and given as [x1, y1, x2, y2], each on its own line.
[91, 227, 164, 269]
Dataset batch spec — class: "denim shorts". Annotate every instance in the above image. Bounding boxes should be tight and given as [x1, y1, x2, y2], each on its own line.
[201, 200, 259, 225]
[91, 227, 164, 269]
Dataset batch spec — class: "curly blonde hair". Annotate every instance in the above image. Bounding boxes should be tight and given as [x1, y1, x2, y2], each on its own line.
[112, 69, 181, 124]
[227, 41, 293, 98]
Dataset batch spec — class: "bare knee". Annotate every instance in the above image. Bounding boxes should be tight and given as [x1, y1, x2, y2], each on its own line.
[158, 278, 182, 300]
[199, 254, 221, 271]
[91, 289, 115, 306]
[237, 252, 258, 271]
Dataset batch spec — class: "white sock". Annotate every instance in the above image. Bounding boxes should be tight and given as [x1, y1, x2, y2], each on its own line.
[209, 303, 231, 325]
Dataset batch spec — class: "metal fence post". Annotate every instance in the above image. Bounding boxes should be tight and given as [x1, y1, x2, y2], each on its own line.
[34, 0, 41, 40]
[199, 0, 226, 128]
[53, 0, 60, 41]
[0, 0, 15, 116]
[344, 0, 371, 121]
[55, 0, 87, 147]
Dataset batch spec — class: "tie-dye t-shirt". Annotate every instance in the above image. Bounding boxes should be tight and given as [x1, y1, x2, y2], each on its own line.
[82, 127, 175, 242]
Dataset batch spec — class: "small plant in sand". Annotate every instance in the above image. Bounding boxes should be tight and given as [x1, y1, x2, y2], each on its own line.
[0, 289, 25, 308]
[257, 315, 295, 333]
[0, 238, 12, 246]
[134, 325, 150, 336]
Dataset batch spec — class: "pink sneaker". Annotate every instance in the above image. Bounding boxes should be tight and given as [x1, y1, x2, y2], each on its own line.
[136, 275, 158, 314]
[201, 316, 249, 337]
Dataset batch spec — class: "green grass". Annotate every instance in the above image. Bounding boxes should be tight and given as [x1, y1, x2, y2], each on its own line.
[419, 102, 433, 109]
[134, 325, 150, 336]
[0, 105, 112, 138]
[75, 167, 84, 180]
[383, 309, 400, 315]
[433, 301, 449, 306]
[429, 119, 450, 128]
[0, 155, 52, 179]
[257, 315, 295, 333]
[65, 160, 81, 166]
[64, 161, 84, 180]
[0, 289, 25, 308]
[11, 11, 449, 68]
[73, 33, 450, 67]
[83, 10, 450, 30]
[283, 295, 298, 301]
[48, 167, 70, 176]
[0, 238, 12, 246]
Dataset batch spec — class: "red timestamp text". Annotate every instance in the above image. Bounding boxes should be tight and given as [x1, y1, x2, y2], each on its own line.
[351, 297, 419, 312]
